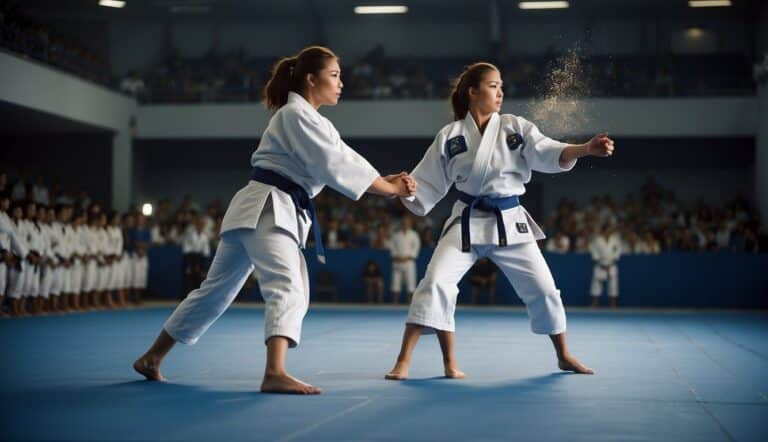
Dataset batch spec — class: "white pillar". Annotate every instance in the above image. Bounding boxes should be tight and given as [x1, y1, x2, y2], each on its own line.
[112, 128, 133, 212]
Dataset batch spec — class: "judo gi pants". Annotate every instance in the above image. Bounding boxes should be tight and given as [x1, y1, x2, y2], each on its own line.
[24, 264, 40, 297]
[407, 226, 566, 335]
[83, 260, 98, 293]
[8, 264, 25, 299]
[50, 266, 64, 296]
[164, 207, 310, 348]
[590, 264, 618, 298]
[391, 259, 417, 293]
[69, 261, 84, 294]
[40, 265, 54, 299]
[132, 255, 148, 289]
[120, 256, 132, 290]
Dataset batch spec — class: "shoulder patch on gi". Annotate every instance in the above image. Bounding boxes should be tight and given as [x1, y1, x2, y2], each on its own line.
[446, 135, 468, 159]
[515, 222, 529, 234]
[506, 133, 524, 151]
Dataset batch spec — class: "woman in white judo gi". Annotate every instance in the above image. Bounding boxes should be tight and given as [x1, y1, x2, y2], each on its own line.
[0, 192, 28, 317]
[7, 201, 30, 317]
[106, 211, 125, 309]
[133, 46, 416, 394]
[385, 62, 614, 380]
[589, 223, 622, 308]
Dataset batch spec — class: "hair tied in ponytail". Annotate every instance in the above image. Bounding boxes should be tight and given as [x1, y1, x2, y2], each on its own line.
[263, 48, 336, 112]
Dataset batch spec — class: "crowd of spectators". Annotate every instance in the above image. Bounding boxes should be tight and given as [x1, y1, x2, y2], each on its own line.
[0, 0, 112, 86]
[140, 188, 437, 255]
[543, 177, 767, 255]
[0, 171, 151, 318]
[121, 44, 755, 104]
[16, 172, 759, 261]
[3, 169, 765, 313]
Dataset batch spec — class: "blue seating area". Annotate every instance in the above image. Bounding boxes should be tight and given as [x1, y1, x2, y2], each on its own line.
[148, 245, 768, 308]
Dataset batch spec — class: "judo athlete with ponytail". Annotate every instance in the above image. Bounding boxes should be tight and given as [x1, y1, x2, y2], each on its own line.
[386, 62, 615, 380]
[133, 45, 416, 395]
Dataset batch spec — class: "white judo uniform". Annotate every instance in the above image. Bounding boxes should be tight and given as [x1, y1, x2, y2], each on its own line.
[119, 229, 133, 291]
[0, 212, 28, 298]
[164, 92, 380, 347]
[82, 226, 100, 293]
[389, 228, 421, 294]
[0, 230, 8, 297]
[402, 112, 576, 335]
[60, 223, 77, 295]
[107, 226, 124, 292]
[131, 251, 148, 289]
[68, 225, 86, 295]
[181, 229, 212, 257]
[37, 222, 56, 299]
[589, 234, 622, 298]
[21, 220, 43, 298]
[95, 227, 111, 292]
[48, 221, 66, 297]
[7, 219, 29, 299]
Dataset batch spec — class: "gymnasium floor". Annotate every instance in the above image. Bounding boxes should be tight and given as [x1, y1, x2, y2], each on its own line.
[1, 304, 766, 441]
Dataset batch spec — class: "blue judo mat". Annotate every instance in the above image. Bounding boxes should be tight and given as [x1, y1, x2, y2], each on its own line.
[1, 306, 766, 441]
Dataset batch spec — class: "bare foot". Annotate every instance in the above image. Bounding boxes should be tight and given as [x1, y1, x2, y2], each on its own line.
[385, 361, 409, 380]
[133, 355, 166, 381]
[558, 354, 595, 375]
[260, 373, 321, 394]
[444, 365, 466, 379]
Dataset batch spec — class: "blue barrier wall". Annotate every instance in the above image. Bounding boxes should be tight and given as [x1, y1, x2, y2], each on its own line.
[147, 245, 183, 299]
[148, 246, 768, 308]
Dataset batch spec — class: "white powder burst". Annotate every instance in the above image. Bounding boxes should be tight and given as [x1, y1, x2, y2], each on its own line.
[528, 47, 593, 138]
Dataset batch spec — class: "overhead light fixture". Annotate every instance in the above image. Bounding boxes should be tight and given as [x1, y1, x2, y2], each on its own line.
[518, 1, 569, 9]
[98, 0, 126, 8]
[354, 5, 408, 14]
[688, 0, 731, 7]
[685, 27, 705, 38]
[141, 203, 153, 217]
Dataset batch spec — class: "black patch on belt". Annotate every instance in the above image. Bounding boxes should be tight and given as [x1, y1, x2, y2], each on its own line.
[516, 222, 529, 234]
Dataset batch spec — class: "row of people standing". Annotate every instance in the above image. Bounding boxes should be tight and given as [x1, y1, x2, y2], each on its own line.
[0, 193, 150, 317]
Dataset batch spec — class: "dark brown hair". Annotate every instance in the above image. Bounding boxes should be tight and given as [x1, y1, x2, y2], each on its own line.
[449, 62, 499, 121]
[263, 46, 338, 112]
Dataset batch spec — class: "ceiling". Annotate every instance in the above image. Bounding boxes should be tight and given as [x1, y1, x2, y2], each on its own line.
[19, 0, 764, 23]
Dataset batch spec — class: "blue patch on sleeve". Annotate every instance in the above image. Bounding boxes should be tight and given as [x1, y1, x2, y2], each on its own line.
[446, 135, 468, 159]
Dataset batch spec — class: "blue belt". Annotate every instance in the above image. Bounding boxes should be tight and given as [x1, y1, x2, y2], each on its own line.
[457, 191, 520, 252]
[251, 167, 326, 264]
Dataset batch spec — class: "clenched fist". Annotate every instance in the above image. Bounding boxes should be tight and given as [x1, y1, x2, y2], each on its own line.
[586, 133, 615, 157]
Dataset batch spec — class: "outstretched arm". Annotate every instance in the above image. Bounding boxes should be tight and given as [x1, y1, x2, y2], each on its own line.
[559, 133, 615, 167]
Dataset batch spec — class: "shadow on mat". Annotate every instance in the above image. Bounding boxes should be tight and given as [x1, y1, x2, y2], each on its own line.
[397, 372, 570, 396]
[92, 379, 267, 398]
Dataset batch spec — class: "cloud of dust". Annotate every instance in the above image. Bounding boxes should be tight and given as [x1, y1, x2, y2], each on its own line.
[527, 47, 594, 139]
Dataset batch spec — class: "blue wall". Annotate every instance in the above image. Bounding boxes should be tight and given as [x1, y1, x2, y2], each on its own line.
[148, 246, 768, 308]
